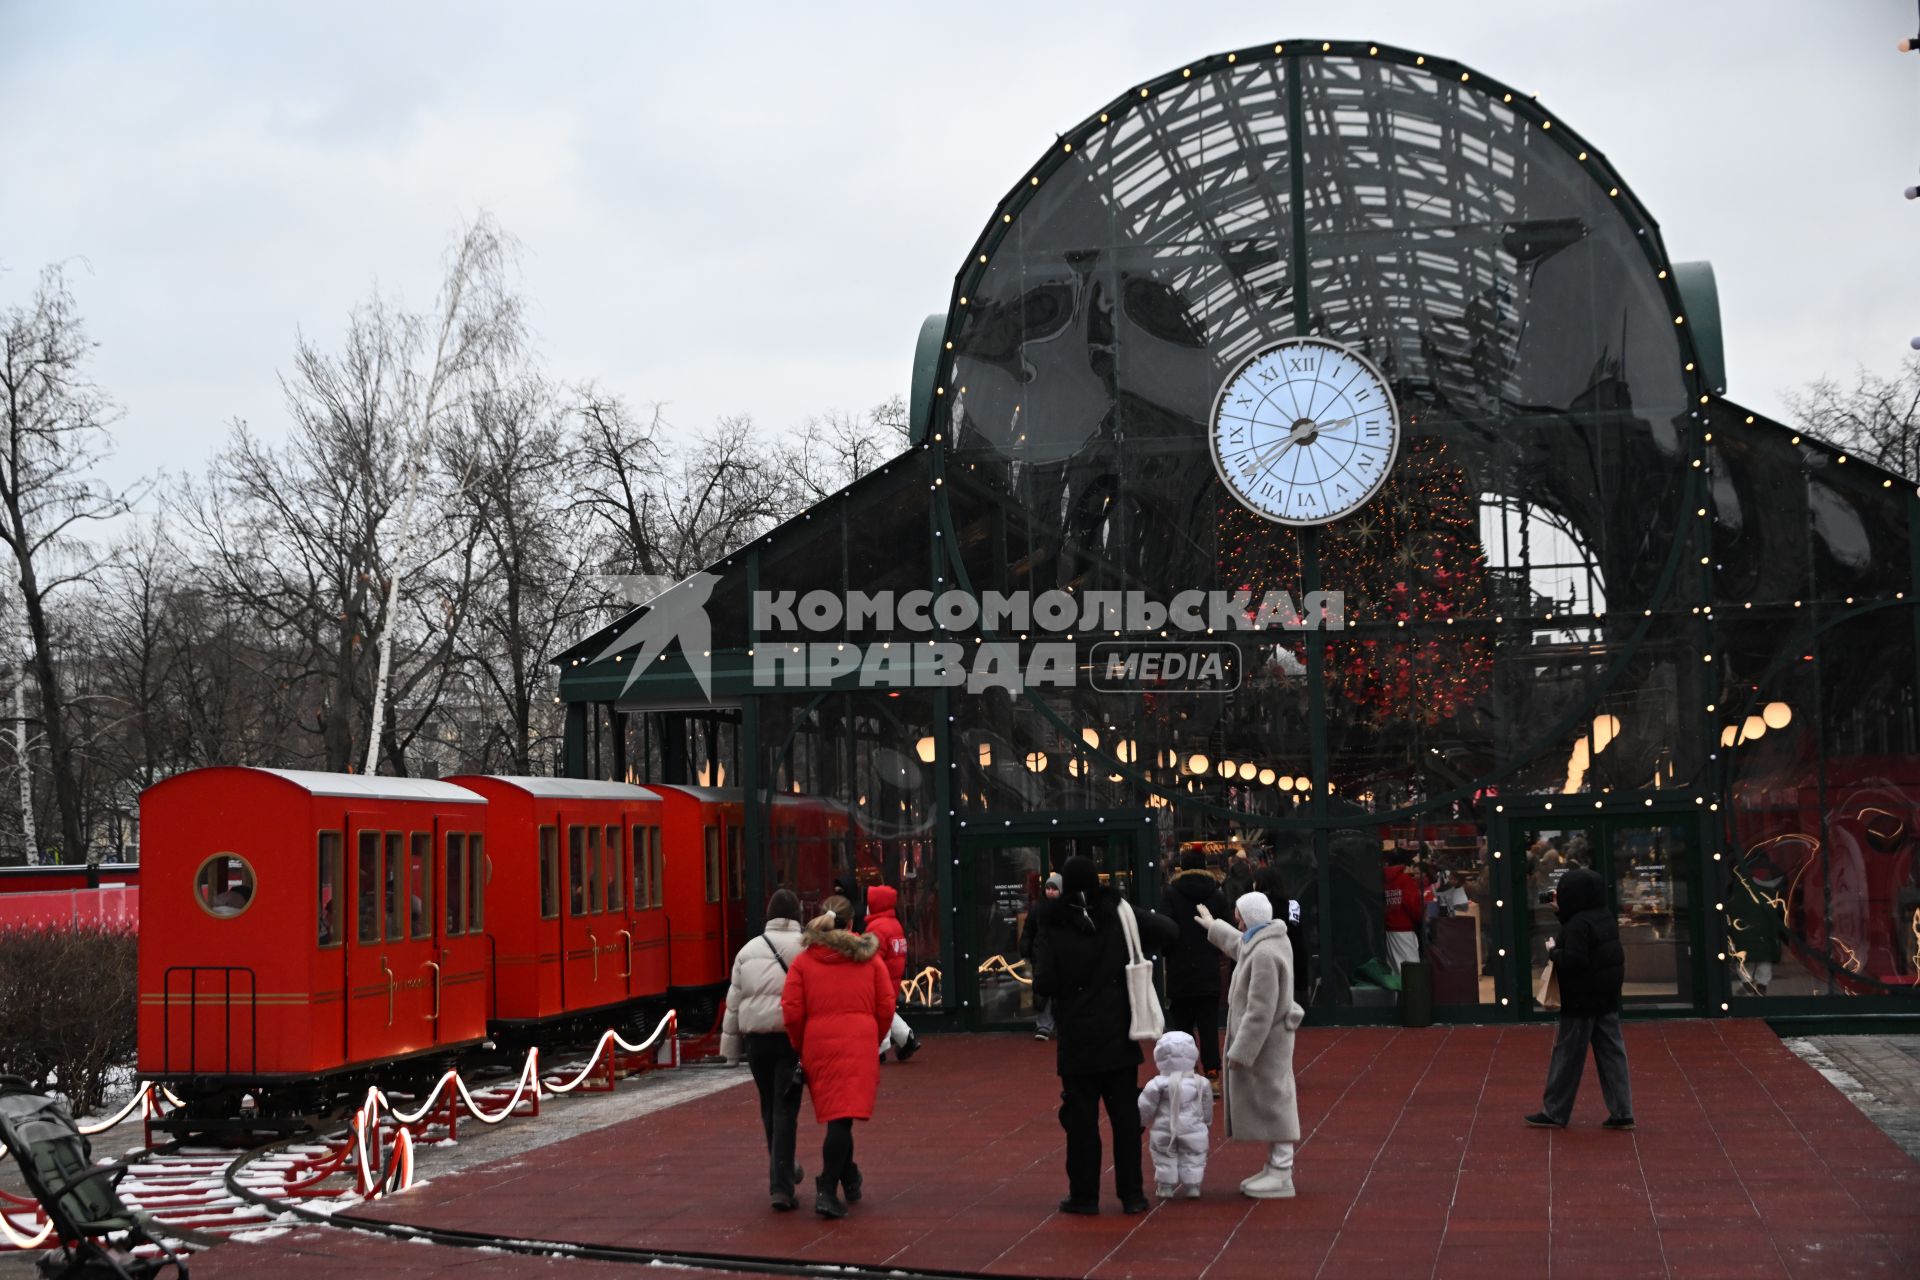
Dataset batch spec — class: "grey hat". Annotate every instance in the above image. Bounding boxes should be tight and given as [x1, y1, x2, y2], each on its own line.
[1045, 872, 1064, 891]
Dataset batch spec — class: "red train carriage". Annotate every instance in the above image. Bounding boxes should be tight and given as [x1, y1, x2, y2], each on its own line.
[443, 776, 669, 1026]
[649, 786, 746, 998]
[137, 768, 489, 1094]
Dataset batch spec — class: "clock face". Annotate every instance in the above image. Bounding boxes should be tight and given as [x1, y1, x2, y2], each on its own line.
[1209, 338, 1401, 525]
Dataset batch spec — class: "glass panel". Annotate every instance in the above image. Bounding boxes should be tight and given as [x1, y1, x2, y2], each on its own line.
[446, 833, 466, 936]
[1609, 825, 1690, 1006]
[193, 853, 254, 917]
[357, 831, 380, 944]
[586, 826, 602, 914]
[727, 824, 744, 902]
[1524, 822, 1692, 1010]
[568, 825, 586, 916]
[969, 841, 1044, 1025]
[409, 832, 431, 940]
[468, 836, 485, 930]
[650, 829, 665, 908]
[632, 824, 649, 908]
[384, 832, 405, 941]
[605, 825, 623, 912]
[704, 827, 721, 903]
[317, 833, 341, 947]
[539, 826, 558, 920]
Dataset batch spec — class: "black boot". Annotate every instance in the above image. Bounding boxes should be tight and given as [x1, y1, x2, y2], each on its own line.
[814, 1175, 848, 1219]
[841, 1161, 863, 1203]
[896, 1035, 922, 1063]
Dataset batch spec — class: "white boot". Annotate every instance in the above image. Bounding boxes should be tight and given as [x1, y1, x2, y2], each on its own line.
[1240, 1164, 1295, 1199]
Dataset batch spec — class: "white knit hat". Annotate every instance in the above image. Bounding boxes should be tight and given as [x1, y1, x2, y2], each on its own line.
[1236, 890, 1274, 929]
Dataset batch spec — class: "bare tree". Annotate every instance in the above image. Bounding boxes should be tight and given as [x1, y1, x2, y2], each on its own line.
[573, 396, 788, 579]
[446, 374, 594, 773]
[1785, 354, 1920, 478]
[780, 395, 911, 504]
[0, 268, 138, 861]
[364, 217, 523, 774]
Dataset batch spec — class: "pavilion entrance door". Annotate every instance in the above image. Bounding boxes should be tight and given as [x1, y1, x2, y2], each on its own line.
[955, 814, 1152, 1029]
[1496, 805, 1710, 1016]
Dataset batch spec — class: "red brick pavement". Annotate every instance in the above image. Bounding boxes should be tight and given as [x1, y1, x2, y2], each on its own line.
[196, 1022, 1920, 1279]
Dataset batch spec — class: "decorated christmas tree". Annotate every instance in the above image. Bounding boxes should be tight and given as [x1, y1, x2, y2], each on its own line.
[1217, 435, 1493, 728]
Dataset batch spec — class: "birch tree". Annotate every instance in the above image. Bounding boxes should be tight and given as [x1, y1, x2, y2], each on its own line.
[363, 217, 522, 774]
[0, 268, 138, 861]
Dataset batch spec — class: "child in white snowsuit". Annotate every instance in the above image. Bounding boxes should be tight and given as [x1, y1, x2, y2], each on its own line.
[1137, 1029, 1213, 1198]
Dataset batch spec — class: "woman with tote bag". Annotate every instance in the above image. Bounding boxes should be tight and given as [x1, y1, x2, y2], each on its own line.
[1032, 856, 1167, 1216]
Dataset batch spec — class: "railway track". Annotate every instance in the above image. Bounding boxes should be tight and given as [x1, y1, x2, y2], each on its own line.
[2, 1013, 687, 1262]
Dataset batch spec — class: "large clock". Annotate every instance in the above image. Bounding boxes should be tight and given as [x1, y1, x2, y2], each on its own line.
[1209, 337, 1401, 525]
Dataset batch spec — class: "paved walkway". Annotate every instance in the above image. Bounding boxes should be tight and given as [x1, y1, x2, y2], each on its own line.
[1784, 1035, 1920, 1162]
[178, 1021, 1920, 1279]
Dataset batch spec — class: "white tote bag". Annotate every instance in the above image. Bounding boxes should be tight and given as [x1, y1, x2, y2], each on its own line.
[1116, 899, 1166, 1041]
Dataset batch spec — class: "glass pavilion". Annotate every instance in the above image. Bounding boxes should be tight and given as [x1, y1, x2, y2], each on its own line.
[556, 41, 1920, 1026]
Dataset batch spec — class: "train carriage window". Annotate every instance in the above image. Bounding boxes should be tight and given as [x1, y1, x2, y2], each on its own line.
[538, 826, 558, 920]
[194, 853, 255, 919]
[586, 825, 602, 914]
[727, 825, 744, 902]
[357, 832, 380, 944]
[318, 833, 342, 946]
[446, 833, 467, 936]
[631, 825, 648, 909]
[605, 825, 623, 912]
[568, 825, 586, 917]
[409, 833, 432, 940]
[468, 835, 485, 931]
[704, 826, 721, 904]
[650, 828, 664, 909]
[384, 833, 406, 941]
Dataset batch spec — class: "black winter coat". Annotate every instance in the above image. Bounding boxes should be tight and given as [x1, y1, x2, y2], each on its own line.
[1162, 870, 1231, 998]
[1030, 891, 1141, 1076]
[1552, 868, 1625, 1017]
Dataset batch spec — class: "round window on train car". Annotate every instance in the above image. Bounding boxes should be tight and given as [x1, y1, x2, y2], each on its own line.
[194, 853, 256, 918]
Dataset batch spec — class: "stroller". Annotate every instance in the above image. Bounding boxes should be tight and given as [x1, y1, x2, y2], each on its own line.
[0, 1077, 187, 1279]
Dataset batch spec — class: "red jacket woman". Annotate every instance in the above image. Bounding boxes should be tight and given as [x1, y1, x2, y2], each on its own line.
[782, 894, 895, 1217]
[865, 885, 908, 984]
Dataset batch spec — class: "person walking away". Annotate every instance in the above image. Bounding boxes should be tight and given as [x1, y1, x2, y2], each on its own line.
[782, 894, 896, 1217]
[865, 884, 923, 1062]
[1137, 1030, 1212, 1199]
[719, 889, 808, 1209]
[1031, 855, 1151, 1216]
[1525, 867, 1633, 1130]
[1020, 872, 1063, 1040]
[1195, 891, 1305, 1199]
[1381, 848, 1425, 975]
[1162, 850, 1231, 1080]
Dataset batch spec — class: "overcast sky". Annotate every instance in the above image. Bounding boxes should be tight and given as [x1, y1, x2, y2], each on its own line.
[3, 1, 1915, 496]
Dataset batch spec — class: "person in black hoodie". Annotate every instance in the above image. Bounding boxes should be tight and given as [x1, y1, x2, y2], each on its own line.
[1031, 855, 1160, 1216]
[1162, 850, 1231, 1079]
[1526, 867, 1634, 1130]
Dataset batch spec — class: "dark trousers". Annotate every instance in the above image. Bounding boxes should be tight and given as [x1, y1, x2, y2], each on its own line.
[744, 1032, 801, 1195]
[1167, 993, 1221, 1074]
[1059, 1067, 1143, 1204]
[1541, 1012, 1633, 1124]
[820, 1117, 856, 1194]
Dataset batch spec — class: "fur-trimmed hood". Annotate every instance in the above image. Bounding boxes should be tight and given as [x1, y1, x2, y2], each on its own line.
[804, 921, 880, 962]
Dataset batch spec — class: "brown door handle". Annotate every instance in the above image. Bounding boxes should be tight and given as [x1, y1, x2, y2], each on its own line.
[381, 958, 395, 1027]
[619, 930, 633, 980]
[426, 960, 441, 1022]
[588, 931, 599, 982]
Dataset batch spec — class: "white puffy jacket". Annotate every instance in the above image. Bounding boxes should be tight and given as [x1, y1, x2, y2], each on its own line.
[719, 919, 804, 1061]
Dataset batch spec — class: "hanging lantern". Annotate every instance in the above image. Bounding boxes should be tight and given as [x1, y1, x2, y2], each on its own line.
[1025, 750, 1049, 773]
[915, 736, 936, 763]
[1762, 701, 1792, 729]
